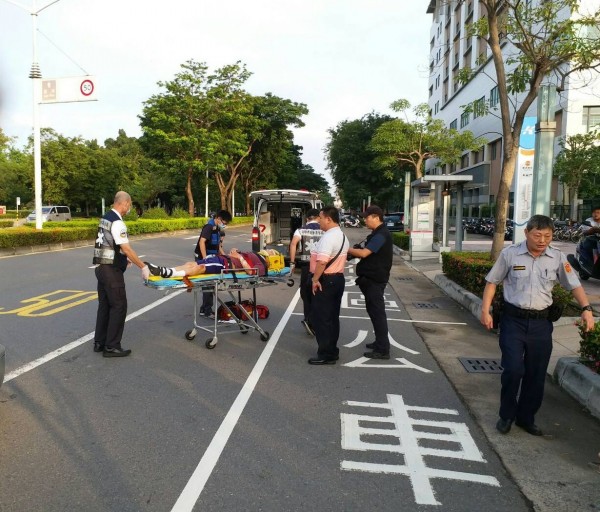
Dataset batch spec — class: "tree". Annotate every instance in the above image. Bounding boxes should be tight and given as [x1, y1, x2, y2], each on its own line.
[370, 100, 485, 180]
[553, 130, 600, 219]
[464, 0, 600, 259]
[326, 112, 396, 209]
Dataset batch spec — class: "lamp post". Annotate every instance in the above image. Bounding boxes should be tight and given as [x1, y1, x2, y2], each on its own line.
[3, 0, 62, 230]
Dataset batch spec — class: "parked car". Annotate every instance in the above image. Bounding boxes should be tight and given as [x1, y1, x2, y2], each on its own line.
[250, 189, 323, 264]
[0, 343, 5, 388]
[384, 212, 404, 232]
[27, 205, 71, 223]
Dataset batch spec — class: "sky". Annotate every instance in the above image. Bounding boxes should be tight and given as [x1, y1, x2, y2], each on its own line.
[0, 0, 432, 186]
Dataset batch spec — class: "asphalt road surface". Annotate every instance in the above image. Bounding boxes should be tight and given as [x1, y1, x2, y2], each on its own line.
[0, 225, 529, 511]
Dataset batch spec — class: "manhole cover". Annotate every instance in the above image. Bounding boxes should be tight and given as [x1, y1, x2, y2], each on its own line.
[396, 277, 414, 281]
[458, 357, 503, 373]
[413, 302, 439, 309]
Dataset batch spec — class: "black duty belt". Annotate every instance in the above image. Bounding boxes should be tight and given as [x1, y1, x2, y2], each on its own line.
[323, 272, 344, 276]
[504, 302, 550, 319]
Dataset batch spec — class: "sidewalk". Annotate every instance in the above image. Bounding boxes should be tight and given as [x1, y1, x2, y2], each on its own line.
[388, 248, 600, 511]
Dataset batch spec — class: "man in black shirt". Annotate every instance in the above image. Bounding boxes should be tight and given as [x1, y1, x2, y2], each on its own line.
[347, 205, 393, 359]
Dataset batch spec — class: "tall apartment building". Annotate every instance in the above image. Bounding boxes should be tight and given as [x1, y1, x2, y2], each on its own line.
[425, 0, 600, 219]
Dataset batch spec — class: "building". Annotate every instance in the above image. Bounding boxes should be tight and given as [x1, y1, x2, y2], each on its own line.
[425, 0, 600, 220]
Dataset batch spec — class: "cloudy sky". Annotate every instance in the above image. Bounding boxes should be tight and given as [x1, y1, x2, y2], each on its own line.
[0, 1, 432, 182]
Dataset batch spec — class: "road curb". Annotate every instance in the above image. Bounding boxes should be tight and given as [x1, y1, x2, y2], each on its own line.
[400, 248, 600, 421]
[554, 357, 600, 420]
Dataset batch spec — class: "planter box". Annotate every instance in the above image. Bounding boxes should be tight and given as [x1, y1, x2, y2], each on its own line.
[554, 357, 600, 420]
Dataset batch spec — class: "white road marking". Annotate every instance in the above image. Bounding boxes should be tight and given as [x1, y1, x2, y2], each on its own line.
[343, 357, 433, 372]
[170, 289, 302, 512]
[3, 290, 186, 383]
[290, 312, 466, 325]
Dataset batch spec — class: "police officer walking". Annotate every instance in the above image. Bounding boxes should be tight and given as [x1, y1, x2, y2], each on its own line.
[347, 205, 393, 359]
[288, 208, 323, 335]
[481, 215, 594, 435]
[93, 191, 150, 357]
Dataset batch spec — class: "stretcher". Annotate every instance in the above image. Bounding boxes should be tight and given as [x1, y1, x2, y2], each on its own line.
[145, 267, 294, 349]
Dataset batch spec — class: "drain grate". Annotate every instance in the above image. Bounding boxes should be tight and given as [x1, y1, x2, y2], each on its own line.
[396, 277, 414, 281]
[413, 302, 439, 309]
[458, 357, 503, 373]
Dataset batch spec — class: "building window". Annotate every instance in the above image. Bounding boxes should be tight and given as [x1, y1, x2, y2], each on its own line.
[434, 101, 440, 115]
[473, 96, 486, 118]
[491, 141, 497, 160]
[429, 85, 433, 97]
[489, 85, 499, 107]
[461, 153, 470, 168]
[582, 106, 600, 132]
[450, 119, 458, 130]
[460, 111, 470, 128]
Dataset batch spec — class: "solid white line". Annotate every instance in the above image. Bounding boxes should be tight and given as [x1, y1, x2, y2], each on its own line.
[3, 290, 185, 383]
[170, 289, 302, 512]
[289, 312, 466, 325]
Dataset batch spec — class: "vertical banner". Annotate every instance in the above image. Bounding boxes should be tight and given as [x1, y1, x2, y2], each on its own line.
[512, 116, 536, 243]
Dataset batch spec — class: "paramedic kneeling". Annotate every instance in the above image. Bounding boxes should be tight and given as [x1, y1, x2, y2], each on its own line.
[480, 215, 594, 436]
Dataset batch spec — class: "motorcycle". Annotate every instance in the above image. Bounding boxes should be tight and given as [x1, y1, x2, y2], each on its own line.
[567, 222, 600, 281]
[343, 216, 361, 228]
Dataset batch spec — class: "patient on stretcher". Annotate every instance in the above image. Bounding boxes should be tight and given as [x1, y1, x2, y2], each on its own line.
[144, 249, 279, 279]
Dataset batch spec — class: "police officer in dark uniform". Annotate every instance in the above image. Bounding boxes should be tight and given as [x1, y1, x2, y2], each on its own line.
[347, 205, 393, 359]
[93, 191, 150, 357]
[481, 215, 594, 435]
[195, 210, 232, 318]
[288, 208, 323, 335]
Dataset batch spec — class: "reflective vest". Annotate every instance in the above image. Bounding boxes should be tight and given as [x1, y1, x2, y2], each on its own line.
[195, 219, 222, 259]
[297, 221, 323, 265]
[93, 210, 128, 271]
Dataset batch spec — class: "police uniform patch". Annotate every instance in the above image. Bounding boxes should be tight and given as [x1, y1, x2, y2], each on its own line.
[120, 228, 127, 238]
[564, 262, 572, 273]
[512, 265, 526, 270]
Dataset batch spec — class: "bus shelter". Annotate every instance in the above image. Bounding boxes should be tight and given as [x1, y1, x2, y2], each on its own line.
[409, 175, 473, 261]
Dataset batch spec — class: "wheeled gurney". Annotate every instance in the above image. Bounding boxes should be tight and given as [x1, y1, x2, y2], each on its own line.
[145, 267, 293, 349]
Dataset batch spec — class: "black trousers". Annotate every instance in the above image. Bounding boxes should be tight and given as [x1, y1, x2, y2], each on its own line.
[499, 314, 553, 425]
[309, 274, 345, 359]
[94, 264, 128, 349]
[357, 276, 389, 354]
[299, 265, 312, 321]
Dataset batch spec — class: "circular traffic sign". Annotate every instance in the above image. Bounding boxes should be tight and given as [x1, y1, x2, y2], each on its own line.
[80, 79, 94, 96]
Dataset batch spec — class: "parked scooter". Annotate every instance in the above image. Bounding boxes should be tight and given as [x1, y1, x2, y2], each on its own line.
[567, 222, 600, 281]
[343, 216, 361, 228]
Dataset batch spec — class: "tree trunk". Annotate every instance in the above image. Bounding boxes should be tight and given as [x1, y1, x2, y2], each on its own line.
[569, 187, 578, 222]
[186, 167, 195, 216]
[490, 145, 519, 260]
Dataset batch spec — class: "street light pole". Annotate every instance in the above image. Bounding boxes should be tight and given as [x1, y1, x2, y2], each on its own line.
[3, 0, 62, 229]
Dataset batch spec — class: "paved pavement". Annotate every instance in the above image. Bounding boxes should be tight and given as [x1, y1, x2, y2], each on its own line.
[388, 239, 600, 511]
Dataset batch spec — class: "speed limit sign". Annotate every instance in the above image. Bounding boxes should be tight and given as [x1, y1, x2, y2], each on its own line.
[80, 79, 94, 96]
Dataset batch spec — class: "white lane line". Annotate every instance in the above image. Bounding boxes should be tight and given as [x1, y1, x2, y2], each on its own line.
[171, 289, 301, 512]
[290, 312, 467, 325]
[3, 290, 185, 383]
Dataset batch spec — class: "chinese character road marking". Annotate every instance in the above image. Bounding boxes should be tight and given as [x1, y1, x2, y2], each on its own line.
[343, 357, 432, 372]
[342, 291, 399, 310]
[0, 290, 97, 317]
[341, 394, 500, 506]
[343, 331, 419, 355]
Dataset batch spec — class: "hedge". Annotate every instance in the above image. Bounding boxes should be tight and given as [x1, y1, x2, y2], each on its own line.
[0, 220, 14, 229]
[392, 232, 410, 250]
[0, 216, 254, 249]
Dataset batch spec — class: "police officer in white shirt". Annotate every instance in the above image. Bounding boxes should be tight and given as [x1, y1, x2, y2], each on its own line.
[481, 215, 594, 436]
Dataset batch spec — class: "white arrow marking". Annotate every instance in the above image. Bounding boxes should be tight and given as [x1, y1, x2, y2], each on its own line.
[343, 357, 433, 373]
[343, 330, 369, 348]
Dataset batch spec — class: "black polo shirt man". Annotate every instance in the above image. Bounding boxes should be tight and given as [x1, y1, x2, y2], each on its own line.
[347, 205, 393, 359]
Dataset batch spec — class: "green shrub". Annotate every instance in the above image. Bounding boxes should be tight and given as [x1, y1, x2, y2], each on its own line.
[0, 220, 14, 229]
[578, 321, 600, 374]
[170, 207, 191, 218]
[392, 232, 410, 250]
[141, 207, 169, 219]
[123, 210, 139, 221]
[0, 227, 97, 248]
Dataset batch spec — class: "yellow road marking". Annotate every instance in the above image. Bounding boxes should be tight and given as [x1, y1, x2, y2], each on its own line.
[0, 290, 97, 317]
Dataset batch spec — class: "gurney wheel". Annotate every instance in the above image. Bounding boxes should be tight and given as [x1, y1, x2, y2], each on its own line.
[205, 337, 218, 349]
[184, 330, 196, 341]
[260, 331, 270, 342]
[240, 327, 249, 335]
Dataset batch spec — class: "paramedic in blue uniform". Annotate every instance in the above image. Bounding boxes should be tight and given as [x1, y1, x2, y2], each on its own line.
[196, 210, 232, 318]
[93, 191, 150, 357]
[288, 208, 323, 336]
[481, 215, 594, 436]
[347, 205, 393, 359]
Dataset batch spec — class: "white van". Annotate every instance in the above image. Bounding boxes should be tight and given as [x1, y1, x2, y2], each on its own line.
[27, 205, 72, 223]
[250, 189, 323, 263]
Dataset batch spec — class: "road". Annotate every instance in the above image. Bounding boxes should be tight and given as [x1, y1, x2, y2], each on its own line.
[0, 226, 529, 511]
